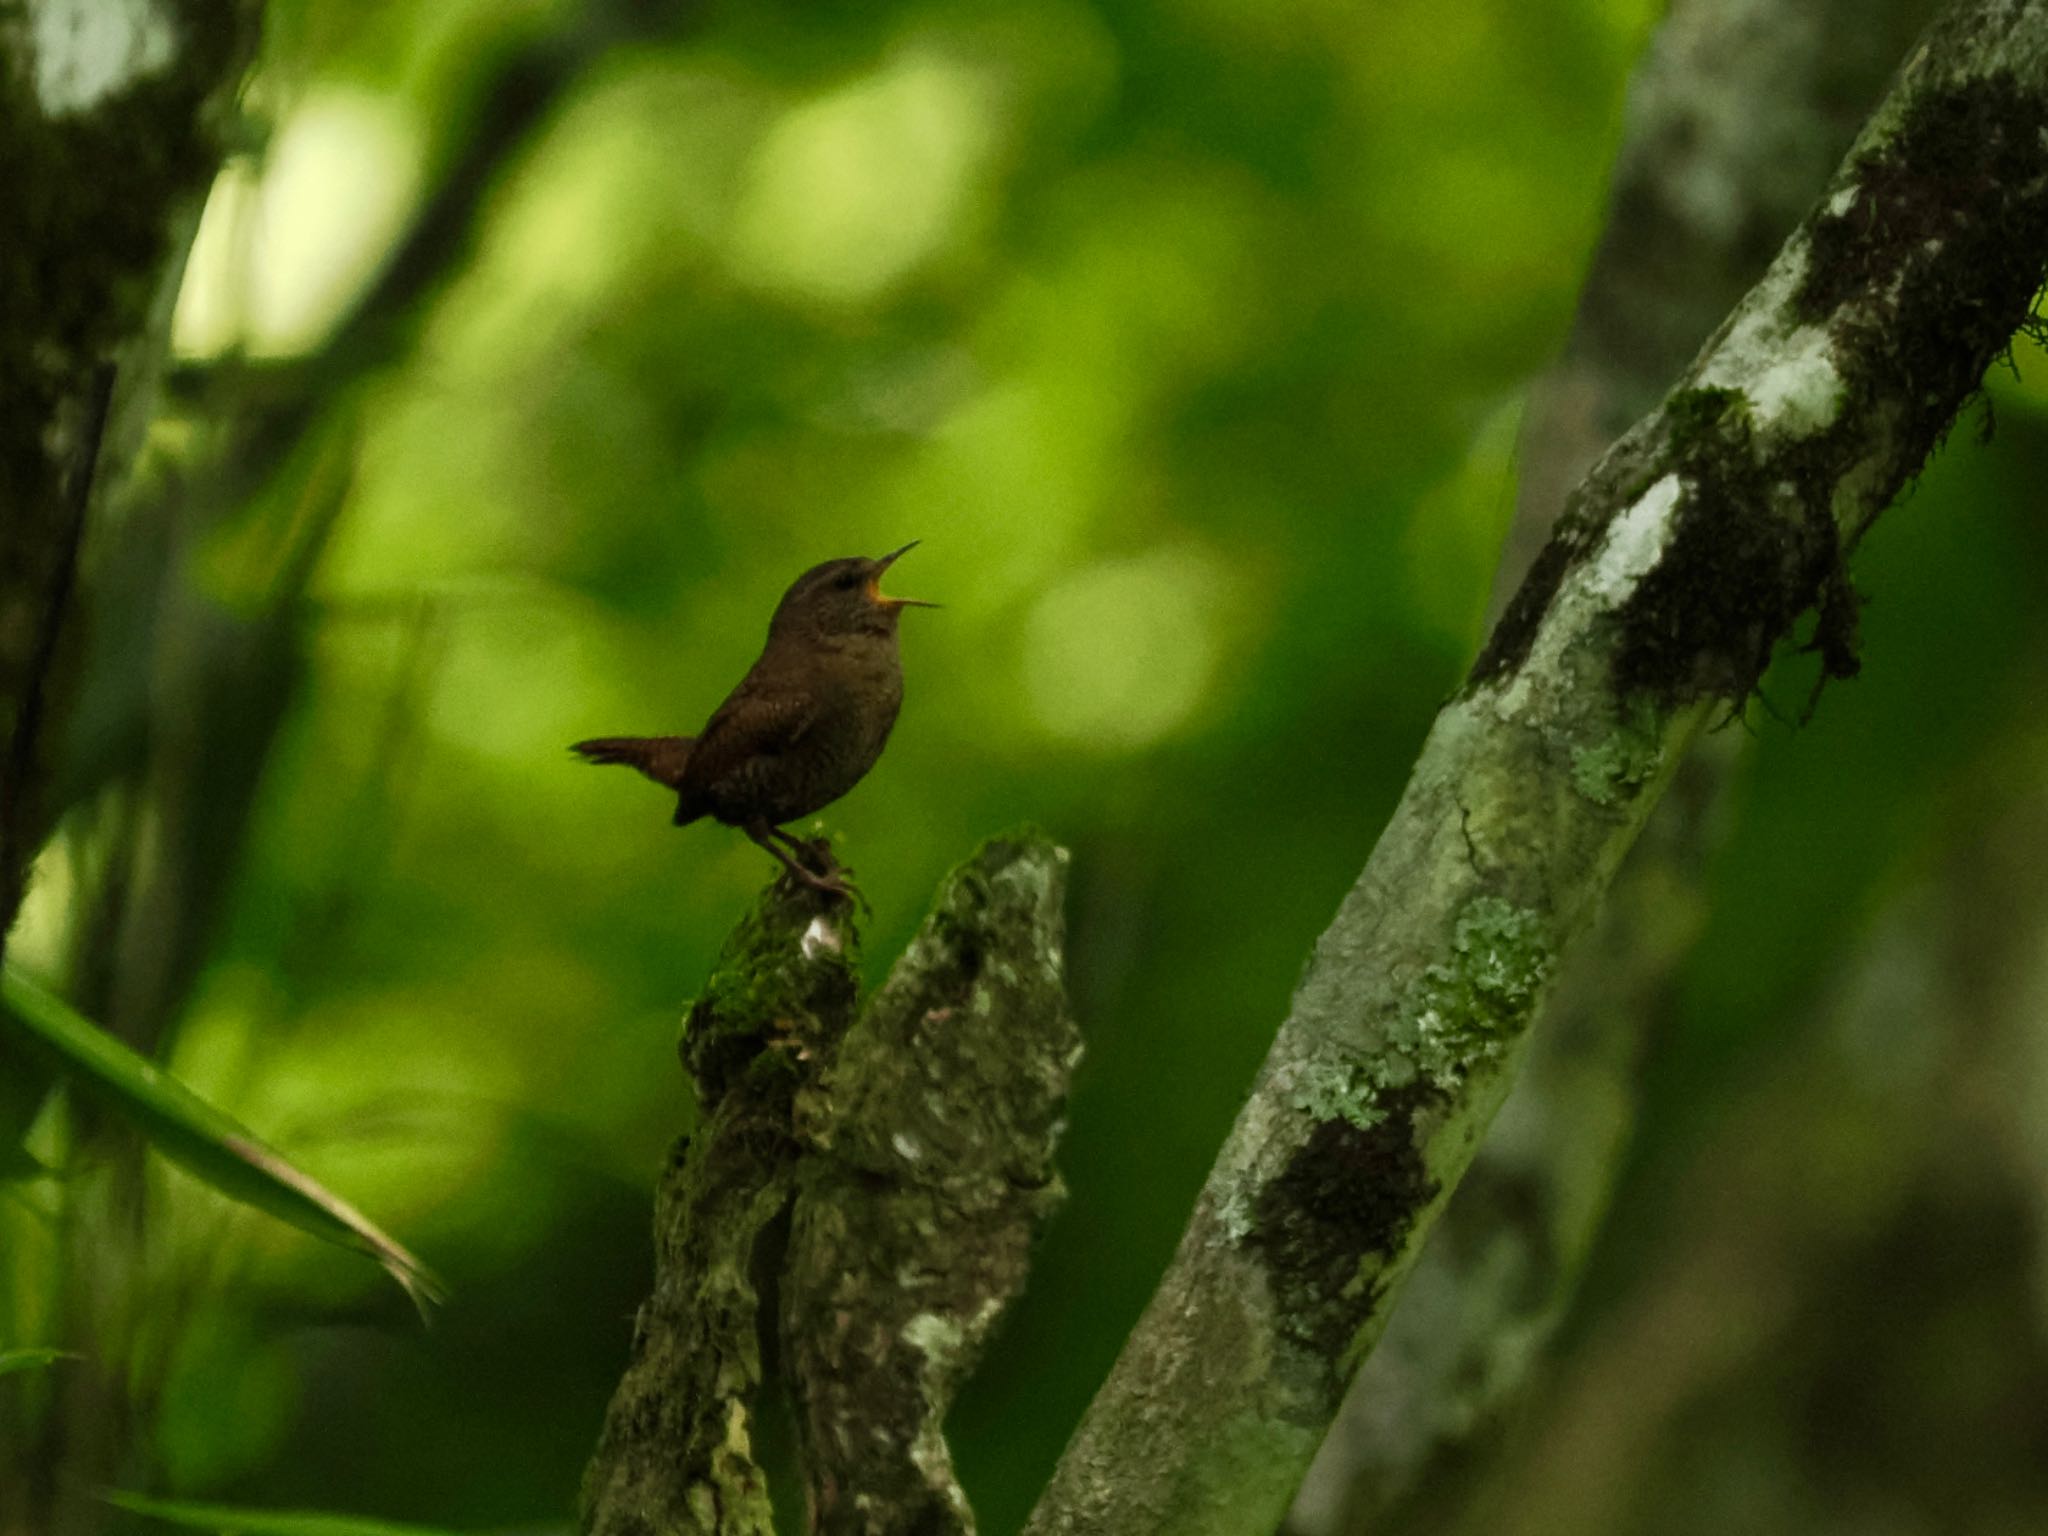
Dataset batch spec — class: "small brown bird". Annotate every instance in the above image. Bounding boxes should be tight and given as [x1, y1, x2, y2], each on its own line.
[572, 544, 935, 898]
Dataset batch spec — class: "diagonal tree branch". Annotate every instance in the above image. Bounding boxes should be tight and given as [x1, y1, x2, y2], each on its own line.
[1287, 0, 1941, 1527]
[1023, 6, 2048, 1533]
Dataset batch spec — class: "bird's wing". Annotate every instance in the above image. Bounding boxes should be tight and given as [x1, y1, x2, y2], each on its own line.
[681, 686, 816, 795]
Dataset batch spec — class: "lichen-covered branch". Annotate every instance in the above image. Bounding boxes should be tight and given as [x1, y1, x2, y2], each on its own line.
[782, 837, 1078, 1536]
[1023, 7, 2048, 1534]
[1289, 1, 1939, 1528]
[583, 833, 1077, 1536]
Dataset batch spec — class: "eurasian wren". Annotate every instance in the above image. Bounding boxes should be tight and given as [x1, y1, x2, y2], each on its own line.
[572, 543, 935, 898]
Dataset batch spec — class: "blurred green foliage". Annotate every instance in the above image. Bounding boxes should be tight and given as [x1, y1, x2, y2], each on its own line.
[10, 0, 2048, 1533]
[0, 965, 438, 1308]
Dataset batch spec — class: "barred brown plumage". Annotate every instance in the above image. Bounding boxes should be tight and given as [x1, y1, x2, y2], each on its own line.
[571, 543, 935, 899]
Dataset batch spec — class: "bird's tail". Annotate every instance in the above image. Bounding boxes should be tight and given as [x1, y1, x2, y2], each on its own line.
[570, 735, 695, 790]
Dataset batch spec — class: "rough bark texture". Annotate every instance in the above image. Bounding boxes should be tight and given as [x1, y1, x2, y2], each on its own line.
[1024, 7, 2048, 1534]
[0, 0, 257, 968]
[783, 836, 1077, 1536]
[1287, 0, 1941, 1528]
[583, 833, 1077, 1536]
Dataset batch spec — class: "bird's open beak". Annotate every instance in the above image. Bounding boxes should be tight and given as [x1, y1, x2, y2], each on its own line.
[868, 541, 940, 609]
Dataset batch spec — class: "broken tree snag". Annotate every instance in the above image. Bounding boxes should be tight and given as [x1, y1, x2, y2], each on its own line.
[582, 881, 861, 1536]
[1024, 8, 2048, 1536]
[781, 835, 1078, 1536]
[581, 832, 1077, 1536]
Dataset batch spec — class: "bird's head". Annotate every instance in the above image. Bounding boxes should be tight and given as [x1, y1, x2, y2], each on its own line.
[769, 542, 938, 640]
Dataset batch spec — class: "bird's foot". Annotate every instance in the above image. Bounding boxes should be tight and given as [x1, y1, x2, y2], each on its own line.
[783, 859, 853, 898]
[786, 862, 871, 915]
[752, 823, 871, 912]
[768, 825, 836, 871]
[790, 835, 837, 875]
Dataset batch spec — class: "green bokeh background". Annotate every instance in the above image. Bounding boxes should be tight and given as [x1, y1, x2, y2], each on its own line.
[11, 1, 2048, 1532]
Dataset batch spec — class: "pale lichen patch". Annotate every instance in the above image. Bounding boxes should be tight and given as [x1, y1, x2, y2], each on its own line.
[1583, 473, 1682, 607]
[1739, 324, 1844, 433]
[1394, 897, 1552, 1089]
[799, 913, 844, 959]
[902, 1310, 965, 1358]
[1570, 700, 1665, 807]
[1283, 1061, 1391, 1133]
[1488, 620, 1570, 720]
[1482, 472, 1684, 720]
[1694, 246, 1846, 436]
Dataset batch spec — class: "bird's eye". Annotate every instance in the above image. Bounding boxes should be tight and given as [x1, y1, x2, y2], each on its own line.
[835, 572, 862, 590]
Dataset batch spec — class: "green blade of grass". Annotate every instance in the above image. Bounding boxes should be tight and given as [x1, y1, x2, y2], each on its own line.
[1, 965, 442, 1311]
[102, 1492, 472, 1536]
[0, 1346, 77, 1377]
